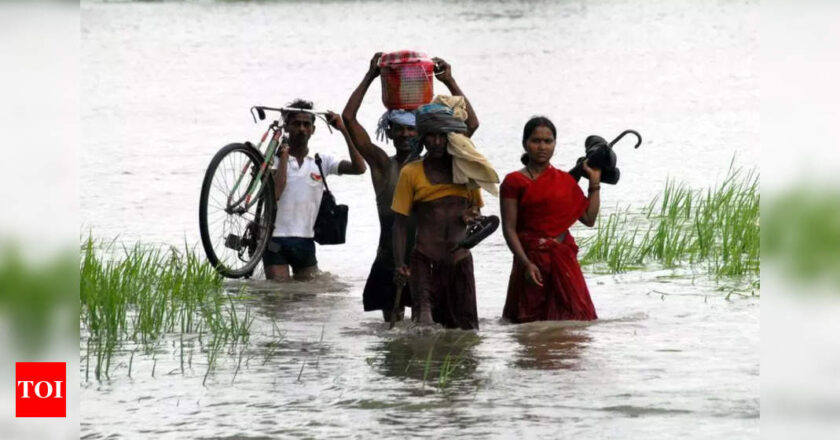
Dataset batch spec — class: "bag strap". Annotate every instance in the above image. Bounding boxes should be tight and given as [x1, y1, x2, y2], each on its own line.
[314, 154, 331, 193]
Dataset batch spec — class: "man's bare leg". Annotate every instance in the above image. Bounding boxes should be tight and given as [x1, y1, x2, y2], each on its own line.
[409, 256, 435, 326]
[265, 264, 292, 282]
[292, 264, 319, 281]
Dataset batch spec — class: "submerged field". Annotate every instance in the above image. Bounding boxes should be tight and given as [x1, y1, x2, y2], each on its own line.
[79, 237, 482, 389]
[80, 167, 760, 385]
[79, 1, 759, 436]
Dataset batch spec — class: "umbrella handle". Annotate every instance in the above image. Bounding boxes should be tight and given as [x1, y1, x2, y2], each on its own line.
[608, 129, 642, 149]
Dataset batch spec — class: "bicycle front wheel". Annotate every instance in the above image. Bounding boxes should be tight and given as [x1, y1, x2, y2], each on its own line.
[199, 143, 275, 278]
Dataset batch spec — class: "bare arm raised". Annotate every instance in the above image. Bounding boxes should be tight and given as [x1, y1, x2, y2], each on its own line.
[326, 111, 366, 175]
[341, 53, 391, 178]
[433, 57, 480, 138]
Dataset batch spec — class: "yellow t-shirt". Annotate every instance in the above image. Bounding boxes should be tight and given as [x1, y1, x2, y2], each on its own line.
[391, 160, 484, 216]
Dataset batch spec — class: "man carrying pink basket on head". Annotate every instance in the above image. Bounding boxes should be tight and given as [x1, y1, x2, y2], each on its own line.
[342, 51, 480, 323]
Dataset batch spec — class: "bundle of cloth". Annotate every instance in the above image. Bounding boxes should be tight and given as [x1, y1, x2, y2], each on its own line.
[414, 95, 500, 196]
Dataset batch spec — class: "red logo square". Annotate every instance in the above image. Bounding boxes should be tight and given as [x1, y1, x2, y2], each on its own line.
[15, 362, 66, 418]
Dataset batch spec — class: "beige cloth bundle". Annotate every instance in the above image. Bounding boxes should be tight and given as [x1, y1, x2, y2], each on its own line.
[432, 95, 500, 197]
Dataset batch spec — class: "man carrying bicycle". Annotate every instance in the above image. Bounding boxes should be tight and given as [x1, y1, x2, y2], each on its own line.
[264, 99, 366, 281]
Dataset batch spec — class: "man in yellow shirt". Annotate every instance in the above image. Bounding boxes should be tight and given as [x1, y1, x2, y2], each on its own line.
[342, 54, 479, 323]
[392, 103, 484, 330]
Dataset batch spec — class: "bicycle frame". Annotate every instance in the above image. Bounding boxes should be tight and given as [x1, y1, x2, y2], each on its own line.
[225, 106, 332, 214]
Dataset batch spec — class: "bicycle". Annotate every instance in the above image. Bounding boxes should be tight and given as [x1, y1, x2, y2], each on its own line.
[198, 106, 333, 278]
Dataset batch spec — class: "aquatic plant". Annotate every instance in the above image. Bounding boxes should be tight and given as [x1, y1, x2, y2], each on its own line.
[421, 332, 479, 390]
[579, 164, 759, 283]
[80, 235, 253, 381]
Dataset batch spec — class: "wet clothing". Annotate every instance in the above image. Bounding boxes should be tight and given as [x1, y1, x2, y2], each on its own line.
[363, 257, 412, 312]
[500, 166, 598, 322]
[410, 250, 478, 330]
[390, 155, 482, 330]
[364, 157, 415, 312]
[504, 235, 597, 322]
[391, 160, 484, 216]
[271, 153, 340, 238]
[501, 166, 589, 237]
[262, 236, 317, 271]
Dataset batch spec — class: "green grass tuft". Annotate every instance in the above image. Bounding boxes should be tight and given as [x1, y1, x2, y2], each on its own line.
[579, 164, 759, 283]
[80, 235, 252, 381]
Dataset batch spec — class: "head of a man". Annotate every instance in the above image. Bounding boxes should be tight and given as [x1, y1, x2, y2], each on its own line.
[377, 110, 417, 153]
[388, 122, 418, 152]
[423, 132, 449, 159]
[282, 99, 316, 148]
[414, 103, 467, 160]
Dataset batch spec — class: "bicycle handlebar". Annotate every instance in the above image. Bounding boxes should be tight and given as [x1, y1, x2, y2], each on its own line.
[250, 106, 332, 125]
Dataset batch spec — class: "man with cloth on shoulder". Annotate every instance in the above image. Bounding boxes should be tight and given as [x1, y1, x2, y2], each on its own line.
[342, 53, 479, 322]
[391, 97, 499, 329]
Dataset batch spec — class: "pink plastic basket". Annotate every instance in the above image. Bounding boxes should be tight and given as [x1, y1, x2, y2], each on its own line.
[378, 50, 435, 110]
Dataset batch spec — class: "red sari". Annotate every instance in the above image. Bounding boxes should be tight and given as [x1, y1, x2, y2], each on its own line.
[500, 165, 598, 322]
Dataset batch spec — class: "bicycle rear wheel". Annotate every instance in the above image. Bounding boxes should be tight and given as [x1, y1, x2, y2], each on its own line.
[199, 143, 275, 278]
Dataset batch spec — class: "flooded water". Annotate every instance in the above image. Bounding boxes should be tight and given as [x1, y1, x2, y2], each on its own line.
[81, 0, 759, 438]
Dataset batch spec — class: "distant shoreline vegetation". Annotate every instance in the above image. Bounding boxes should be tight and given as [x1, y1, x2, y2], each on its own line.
[578, 163, 759, 291]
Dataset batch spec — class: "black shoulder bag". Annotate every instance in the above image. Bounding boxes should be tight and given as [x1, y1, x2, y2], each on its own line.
[313, 154, 348, 245]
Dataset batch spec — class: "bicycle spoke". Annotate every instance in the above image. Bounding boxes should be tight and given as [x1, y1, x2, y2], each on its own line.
[207, 215, 227, 229]
[209, 194, 226, 211]
[212, 180, 229, 201]
[216, 166, 234, 200]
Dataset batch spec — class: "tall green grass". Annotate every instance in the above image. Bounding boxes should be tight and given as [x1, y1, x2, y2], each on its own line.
[80, 236, 252, 381]
[579, 165, 759, 282]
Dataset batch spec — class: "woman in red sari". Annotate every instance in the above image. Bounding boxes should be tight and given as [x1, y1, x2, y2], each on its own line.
[500, 116, 601, 322]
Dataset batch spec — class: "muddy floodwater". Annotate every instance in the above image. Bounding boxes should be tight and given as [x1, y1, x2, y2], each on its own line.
[81, 0, 759, 438]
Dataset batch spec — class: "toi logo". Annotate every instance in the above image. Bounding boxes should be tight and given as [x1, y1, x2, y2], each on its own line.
[15, 362, 66, 418]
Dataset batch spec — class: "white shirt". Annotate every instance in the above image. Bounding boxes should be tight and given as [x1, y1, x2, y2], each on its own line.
[272, 153, 340, 238]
